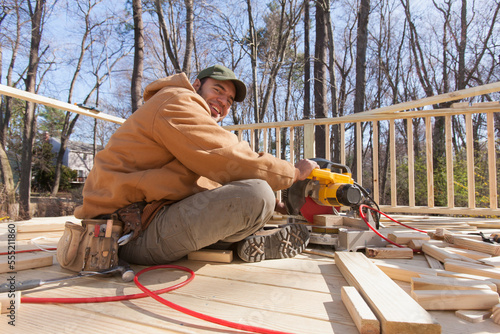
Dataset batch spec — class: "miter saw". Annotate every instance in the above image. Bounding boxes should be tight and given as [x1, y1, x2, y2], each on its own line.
[283, 158, 380, 228]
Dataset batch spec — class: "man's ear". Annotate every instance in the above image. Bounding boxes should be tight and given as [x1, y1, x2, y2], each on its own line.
[192, 78, 201, 90]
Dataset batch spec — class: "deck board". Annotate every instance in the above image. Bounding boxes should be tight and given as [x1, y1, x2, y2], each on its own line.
[1, 216, 500, 333]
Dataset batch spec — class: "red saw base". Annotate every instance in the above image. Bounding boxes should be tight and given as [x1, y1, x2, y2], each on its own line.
[300, 197, 339, 223]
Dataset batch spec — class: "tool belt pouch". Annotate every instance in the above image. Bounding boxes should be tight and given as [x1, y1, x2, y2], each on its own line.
[113, 201, 147, 242]
[57, 219, 123, 273]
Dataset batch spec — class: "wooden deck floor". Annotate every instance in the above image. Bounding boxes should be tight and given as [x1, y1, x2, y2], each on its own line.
[1, 215, 500, 333]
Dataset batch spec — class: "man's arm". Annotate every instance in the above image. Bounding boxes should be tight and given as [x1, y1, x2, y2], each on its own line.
[275, 159, 319, 214]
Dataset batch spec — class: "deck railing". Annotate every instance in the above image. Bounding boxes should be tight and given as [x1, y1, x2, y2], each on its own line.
[224, 82, 500, 217]
[2, 82, 500, 217]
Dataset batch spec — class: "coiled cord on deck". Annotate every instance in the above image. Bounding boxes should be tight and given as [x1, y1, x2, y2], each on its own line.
[21, 264, 293, 334]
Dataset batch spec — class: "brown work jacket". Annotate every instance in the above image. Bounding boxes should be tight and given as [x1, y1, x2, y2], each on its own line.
[74, 73, 296, 220]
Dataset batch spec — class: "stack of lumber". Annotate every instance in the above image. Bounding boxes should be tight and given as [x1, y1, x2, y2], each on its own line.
[336, 251, 441, 333]
[365, 227, 500, 325]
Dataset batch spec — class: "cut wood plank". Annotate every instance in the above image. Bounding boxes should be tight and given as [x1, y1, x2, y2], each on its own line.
[313, 214, 343, 226]
[16, 231, 64, 241]
[408, 239, 426, 251]
[0, 252, 53, 273]
[372, 261, 438, 283]
[422, 243, 480, 264]
[425, 254, 445, 269]
[478, 256, 500, 267]
[187, 249, 233, 263]
[444, 259, 500, 280]
[443, 247, 491, 261]
[453, 237, 500, 256]
[493, 303, 500, 325]
[411, 275, 497, 292]
[341, 286, 380, 334]
[387, 232, 430, 244]
[435, 270, 500, 291]
[411, 289, 500, 310]
[15, 221, 68, 233]
[335, 252, 441, 333]
[433, 227, 452, 240]
[444, 233, 482, 244]
[365, 247, 413, 259]
[455, 310, 492, 323]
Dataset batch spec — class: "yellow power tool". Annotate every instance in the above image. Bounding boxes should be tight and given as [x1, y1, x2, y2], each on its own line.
[283, 158, 378, 225]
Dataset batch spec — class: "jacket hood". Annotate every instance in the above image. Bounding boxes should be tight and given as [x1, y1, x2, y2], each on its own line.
[143, 73, 194, 102]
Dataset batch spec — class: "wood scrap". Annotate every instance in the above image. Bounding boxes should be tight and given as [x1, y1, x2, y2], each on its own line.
[372, 261, 438, 283]
[422, 243, 480, 264]
[455, 310, 492, 323]
[313, 214, 343, 226]
[16, 231, 64, 241]
[492, 303, 500, 325]
[0, 252, 54, 273]
[335, 252, 441, 333]
[478, 256, 500, 268]
[432, 227, 452, 240]
[341, 286, 380, 334]
[435, 270, 500, 292]
[411, 289, 499, 310]
[452, 237, 500, 256]
[411, 275, 497, 292]
[365, 247, 413, 259]
[15, 220, 68, 233]
[444, 233, 482, 244]
[187, 249, 233, 263]
[424, 254, 444, 269]
[408, 239, 425, 251]
[387, 232, 430, 244]
[443, 247, 491, 261]
[444, 259, 500, 280]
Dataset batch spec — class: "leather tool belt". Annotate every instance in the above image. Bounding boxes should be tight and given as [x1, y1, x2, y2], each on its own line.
[57, 218, 122, 273]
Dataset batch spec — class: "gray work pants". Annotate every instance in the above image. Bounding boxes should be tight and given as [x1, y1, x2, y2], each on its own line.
[119, 179, 276, 265]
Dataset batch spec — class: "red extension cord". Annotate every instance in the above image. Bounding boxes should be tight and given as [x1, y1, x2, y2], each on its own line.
[358, 204, 428, 251]
[10, 207, 425, 333]
[20, 265, 293, 334]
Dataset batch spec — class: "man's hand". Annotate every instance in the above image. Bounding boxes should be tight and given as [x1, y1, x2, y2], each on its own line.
[274, 199, 288, 215]
[294, 159, 319, 181]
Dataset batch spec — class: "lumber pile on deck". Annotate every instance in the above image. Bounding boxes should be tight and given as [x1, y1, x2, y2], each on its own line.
[328, 216, 500, 332]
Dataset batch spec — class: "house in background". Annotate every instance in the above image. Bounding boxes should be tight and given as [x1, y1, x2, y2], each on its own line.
[48, 136, 100, 184]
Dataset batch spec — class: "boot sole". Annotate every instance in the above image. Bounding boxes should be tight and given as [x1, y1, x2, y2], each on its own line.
[237, 224, 310, 262]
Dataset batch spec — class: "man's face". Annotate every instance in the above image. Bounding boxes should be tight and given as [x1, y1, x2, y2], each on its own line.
[193, 77, 236, 122]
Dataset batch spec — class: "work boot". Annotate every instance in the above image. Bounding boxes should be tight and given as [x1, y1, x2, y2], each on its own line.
[237, 223, 310, 262]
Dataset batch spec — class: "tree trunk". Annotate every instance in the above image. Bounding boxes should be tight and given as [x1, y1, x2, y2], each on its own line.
[0, 5, 21, 218]
[182, 0, 194, 76]
[325, 0, 339, 162]
[352, 0, 370, 177]
[314, 0, 329, 158]
[131, 0, 144, 113]
[155, 0, 181, 73]
[304, 0, 310, 121]
[19, 0, 45, 219]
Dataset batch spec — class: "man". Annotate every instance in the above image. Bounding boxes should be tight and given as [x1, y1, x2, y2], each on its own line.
[74, 65, 318, 264]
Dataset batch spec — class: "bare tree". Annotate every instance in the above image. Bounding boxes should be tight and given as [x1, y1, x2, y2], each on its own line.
[0, 0, 26, 218]
[351, 0, 370, 176]
[314, 0, 329, 158]
[303, 0, 311, 120]
[131, 0, 144, 113]
[19, 0, 46, 218]
[152, 0, 194, 75]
